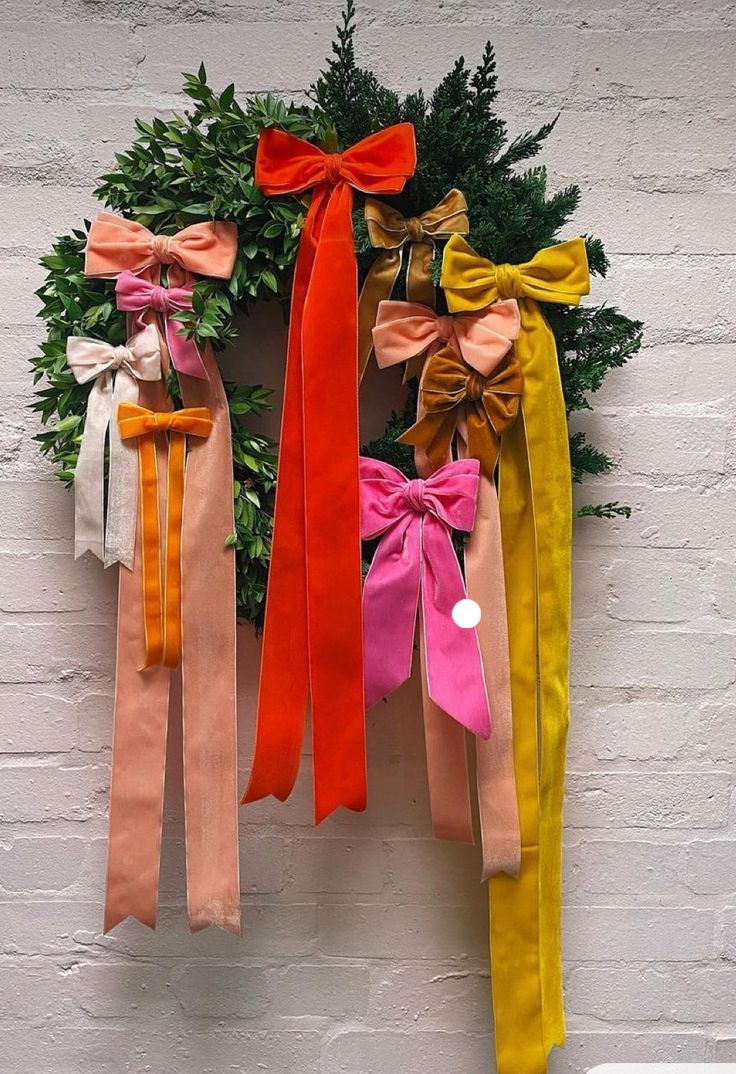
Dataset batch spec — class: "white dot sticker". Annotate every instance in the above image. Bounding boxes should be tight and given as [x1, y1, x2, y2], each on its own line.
[452, 598, 482, 629]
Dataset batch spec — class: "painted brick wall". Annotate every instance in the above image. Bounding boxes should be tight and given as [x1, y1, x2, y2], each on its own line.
[1, 1, 735, 1071]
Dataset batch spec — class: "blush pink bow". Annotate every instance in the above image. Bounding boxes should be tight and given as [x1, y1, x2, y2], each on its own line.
[115, 271, 205, 380]
[372, 298, 520, 376]
[360, 456, 491, 739]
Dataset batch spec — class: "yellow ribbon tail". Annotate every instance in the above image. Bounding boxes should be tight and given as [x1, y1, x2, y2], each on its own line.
[357, 248, 402, 381]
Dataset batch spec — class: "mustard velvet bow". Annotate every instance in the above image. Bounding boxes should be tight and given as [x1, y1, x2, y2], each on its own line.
[398, 345, 524, 476]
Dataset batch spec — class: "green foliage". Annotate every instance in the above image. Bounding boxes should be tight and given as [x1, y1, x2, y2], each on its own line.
[32, 10, 643, 628]
[31, 76, 324, 624]
[312, 2, 643, 514]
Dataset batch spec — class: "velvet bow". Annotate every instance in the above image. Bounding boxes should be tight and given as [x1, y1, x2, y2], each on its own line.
[398, 346, 524, 477]
[243, 123, 417, 824]
[85, 212, 238, 283]
[441, 233, 591, 309]
[372, 298, 520, 376]
[358, 190, 470, 377]
[361, 456, 491, 738]
[115, 271, 205, 380]
[66, 324, 161, 568]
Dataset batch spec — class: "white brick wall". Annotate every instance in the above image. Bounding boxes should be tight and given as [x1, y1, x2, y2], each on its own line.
[1, 1, 734, 1071]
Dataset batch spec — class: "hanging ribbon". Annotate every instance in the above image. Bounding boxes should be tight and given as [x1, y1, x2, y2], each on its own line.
[442, 234, 590, 1073]
[372, 299, 522, 877]
[398, 344, 524, 475]
[242, 124, 416, 823]
[117, 403, 212, 668]
[66, 324, 161, 568]
[360, 456, 490, 738]
[85, 213, 241, 934]
[115, 271, 205, 380]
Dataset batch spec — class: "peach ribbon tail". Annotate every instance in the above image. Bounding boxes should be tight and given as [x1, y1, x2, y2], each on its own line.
[179, 346, 241, 934]
[104, 376, 172, 932]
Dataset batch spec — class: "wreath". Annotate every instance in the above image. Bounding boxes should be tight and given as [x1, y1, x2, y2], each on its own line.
[31, 3, 642, 626]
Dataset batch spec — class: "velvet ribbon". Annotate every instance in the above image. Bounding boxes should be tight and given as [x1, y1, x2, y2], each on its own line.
[442, 234, 591, 1073]
[358, 189, 469, 379]
[117, 403, 212, 668]
[66, 324, 161, 568]
[242, 124, 416, 823]
[115, 271, 206, 380]
[86, 212, 240, 934]
[371, 298, 522, 873]
[360, 456, 490, 739]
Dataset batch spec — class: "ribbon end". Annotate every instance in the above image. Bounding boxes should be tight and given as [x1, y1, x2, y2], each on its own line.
[314, 789, 367, 825]
[103, 907, 157, 934]
[188, 906, 241, 936]
[75, 540, 105, 564]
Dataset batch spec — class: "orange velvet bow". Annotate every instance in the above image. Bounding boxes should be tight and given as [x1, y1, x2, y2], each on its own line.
[118, 402, 212, 669]
[243, 124, 416, 823]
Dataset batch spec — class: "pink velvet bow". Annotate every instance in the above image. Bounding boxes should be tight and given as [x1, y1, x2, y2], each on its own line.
[372, 298, 520, 375]
[115, 271, 206, 380]
[360, 456, 491, 738]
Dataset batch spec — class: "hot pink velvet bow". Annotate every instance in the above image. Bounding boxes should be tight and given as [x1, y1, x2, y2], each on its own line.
[360, 456, 491, 738]
[115, 271, 206, 380]
[372, 298, 520, 375]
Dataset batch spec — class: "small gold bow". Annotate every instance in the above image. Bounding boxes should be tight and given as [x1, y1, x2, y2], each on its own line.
[397, 345, 524, 477]
[358, 189, 469, 380]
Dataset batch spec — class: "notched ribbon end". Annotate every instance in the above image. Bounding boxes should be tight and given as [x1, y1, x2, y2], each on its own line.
[188, 907, 242, 936]
[103, 908, 157, 934]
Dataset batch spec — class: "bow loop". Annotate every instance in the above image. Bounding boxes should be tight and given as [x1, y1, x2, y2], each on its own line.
[115, 271, 207, 380]
[442, 233, 591, 311]
[365, 188, 469, 250]
[66, 323, 161, 385]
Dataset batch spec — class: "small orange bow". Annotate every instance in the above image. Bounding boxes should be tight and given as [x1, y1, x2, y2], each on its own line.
[85, 211, 238, 285]
[118, 402, 212, 668]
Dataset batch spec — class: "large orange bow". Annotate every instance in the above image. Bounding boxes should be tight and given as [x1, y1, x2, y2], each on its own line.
[118, 402, 212, 669]
[243, 124, 416, 823]
[85, 212, 238, 285]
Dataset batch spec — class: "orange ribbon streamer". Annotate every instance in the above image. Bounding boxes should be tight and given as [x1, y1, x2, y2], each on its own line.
[117, 403, 212, 668]
[242, 124, 416, 822]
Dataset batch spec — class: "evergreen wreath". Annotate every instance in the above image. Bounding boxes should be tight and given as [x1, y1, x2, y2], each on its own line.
[31, 2, 642, 626]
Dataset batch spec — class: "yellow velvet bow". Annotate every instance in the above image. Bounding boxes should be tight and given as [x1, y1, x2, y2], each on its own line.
[118, 402, 212, 669]
[398, 346, 523, 476]
[358, 189, 469, 378]
[441, 233, 590, 1074]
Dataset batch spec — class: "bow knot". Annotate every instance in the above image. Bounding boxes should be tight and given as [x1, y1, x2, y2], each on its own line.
[435, 314, 455, 342]
[109, 345, 132, 369]
[494, 262, 525, 299]
[323, 152, 344, 184]
[150, 233, 175, 264]
[148, 284, 172, 313]
[466, 371, 487, 401]
[404, 216, 425, 242]
[402, 478, 428, 514]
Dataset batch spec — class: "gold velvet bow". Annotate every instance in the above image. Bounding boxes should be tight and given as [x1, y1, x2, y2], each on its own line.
[358, 189, 469, 378]
[398, 345, 524, 476]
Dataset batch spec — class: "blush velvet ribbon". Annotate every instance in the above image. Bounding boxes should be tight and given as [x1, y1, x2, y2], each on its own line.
[117, 403, 212, 669]
[372, 299, 523, 879]
[242, 123, 416, 824]
[115, 271, 205, 380]
[357, 189, 469, 379]
[442, 234, 591, 1074]
[66, 324, 161, 569]
[360, 456, 491, 739]
[85, 212, 241, 934]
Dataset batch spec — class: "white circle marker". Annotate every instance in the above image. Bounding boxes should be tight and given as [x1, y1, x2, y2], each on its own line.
[452, 598, 481, 629]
